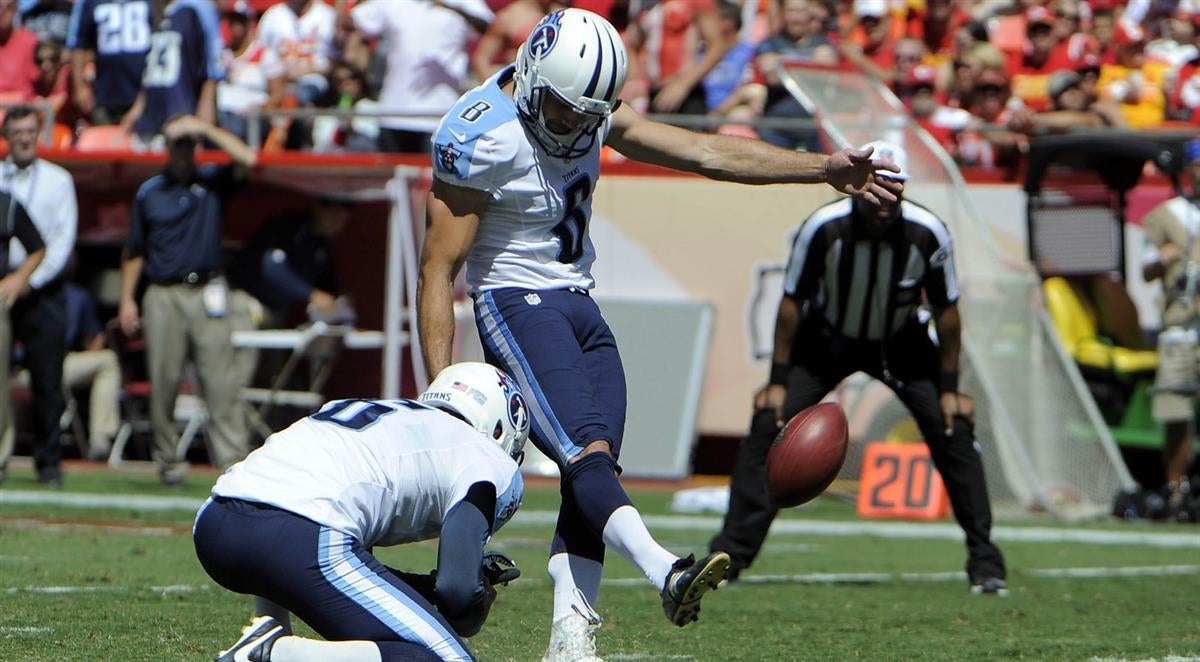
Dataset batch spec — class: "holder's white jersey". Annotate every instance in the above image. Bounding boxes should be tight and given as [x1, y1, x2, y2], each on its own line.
[432, 66, 612, 294]
[211, 399, 523, 549]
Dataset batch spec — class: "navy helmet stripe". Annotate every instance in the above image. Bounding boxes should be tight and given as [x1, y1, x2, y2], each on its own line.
[582, 19, 604, 98]
[600, 22, 619, 101]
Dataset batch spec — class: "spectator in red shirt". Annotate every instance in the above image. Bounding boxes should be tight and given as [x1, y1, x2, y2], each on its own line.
[897, 63, 972, 152]
[1008, 7, 1072, 111]
[840, 0, 896, 78]
[905, 0, 970, 57]
[0, 0, 39, 105]
[1088, 5, 1118, 66]
[625, 0, 734, 114]
[32, 40, 79, 128]
[957, 67, 1027, 168]
[891, 38, 928, 86]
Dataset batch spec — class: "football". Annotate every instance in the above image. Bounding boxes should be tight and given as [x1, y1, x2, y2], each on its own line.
[766, 402, 850, 508]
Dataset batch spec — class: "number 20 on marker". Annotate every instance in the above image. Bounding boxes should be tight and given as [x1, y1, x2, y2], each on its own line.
[856, 442, 951, 520]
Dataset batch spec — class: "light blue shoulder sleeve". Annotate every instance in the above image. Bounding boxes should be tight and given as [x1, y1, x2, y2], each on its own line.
[432, 79, 519, 199]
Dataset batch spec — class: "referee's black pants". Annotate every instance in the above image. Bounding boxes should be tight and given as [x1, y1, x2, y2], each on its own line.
[710, 321, 1006, 583]
[12, 283, 68, 473]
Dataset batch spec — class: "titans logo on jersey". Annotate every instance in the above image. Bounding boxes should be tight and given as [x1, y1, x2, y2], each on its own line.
[437, 142, 463, 175]
[432, 66, 612, 294]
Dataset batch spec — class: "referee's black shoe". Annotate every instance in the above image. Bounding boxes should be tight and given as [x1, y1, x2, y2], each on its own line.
[970, 576, 1009, 597]
[36, 466, 64, 488]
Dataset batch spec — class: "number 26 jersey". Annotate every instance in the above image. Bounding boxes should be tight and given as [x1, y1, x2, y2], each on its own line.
[432, 65, 612, 294]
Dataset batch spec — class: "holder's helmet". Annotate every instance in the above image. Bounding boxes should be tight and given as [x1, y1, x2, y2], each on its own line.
[419, 362, 530, 463]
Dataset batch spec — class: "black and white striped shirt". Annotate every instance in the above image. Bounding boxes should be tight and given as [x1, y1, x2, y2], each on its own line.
[784, 198, 958, 342]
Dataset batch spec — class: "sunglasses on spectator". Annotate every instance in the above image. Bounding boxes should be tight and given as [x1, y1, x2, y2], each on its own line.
[975, 84, 1005, 94]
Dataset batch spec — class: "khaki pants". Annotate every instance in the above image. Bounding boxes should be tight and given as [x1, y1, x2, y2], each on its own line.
[0, 349, 121, 463]
[1153, 326, 1200, 423]
[143, 281, 258, 479]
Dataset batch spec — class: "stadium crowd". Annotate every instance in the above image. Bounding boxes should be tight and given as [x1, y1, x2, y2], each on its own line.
[0, 0, 1196, 164]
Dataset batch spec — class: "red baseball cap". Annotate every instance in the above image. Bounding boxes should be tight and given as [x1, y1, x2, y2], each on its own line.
[904, 64, 938, 89]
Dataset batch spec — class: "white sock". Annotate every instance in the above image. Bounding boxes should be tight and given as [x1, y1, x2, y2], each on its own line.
[548, 552, 603, 623]
[601, 505, 678, 589]
[271, 636, 382, 662]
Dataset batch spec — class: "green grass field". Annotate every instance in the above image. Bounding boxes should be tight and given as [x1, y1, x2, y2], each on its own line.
[2, 465, 1199, 661]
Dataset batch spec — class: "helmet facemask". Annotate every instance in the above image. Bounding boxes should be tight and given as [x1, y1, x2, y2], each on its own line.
[515, 52, 616, 159]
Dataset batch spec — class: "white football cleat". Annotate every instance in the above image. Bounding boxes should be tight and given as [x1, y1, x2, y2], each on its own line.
[215, 615, 285, 662]
[542, 589, 603, 662]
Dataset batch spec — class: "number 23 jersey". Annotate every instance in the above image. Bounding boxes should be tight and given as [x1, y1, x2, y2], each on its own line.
[432, 66, 612, 294]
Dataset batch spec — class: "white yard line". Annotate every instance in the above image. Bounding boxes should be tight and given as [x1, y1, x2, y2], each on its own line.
[1089, 652, 1200, 657]
[7, 566, 1197, 596]
[2, 585, 208, 595]
[0, 626, 53, 634]
[0, 490, 205, 511]
[606, 656, 696, 660]
[4, 490, 1200, 548]
[1, 518, 179, 536]
[602, 565, 1200, 587]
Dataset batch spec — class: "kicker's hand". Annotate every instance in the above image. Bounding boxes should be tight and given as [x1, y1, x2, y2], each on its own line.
[824, 146, 902, 205]
[481, 552, 520, 587]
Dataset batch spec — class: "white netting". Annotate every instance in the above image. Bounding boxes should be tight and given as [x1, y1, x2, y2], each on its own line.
[781, 67, 1136, 520]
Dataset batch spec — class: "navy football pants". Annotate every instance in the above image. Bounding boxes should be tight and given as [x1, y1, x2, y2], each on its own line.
[474, 288, 626, 465]
[193, 497, 471, 661]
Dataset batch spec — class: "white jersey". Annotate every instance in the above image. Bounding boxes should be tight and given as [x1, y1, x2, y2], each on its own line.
[432, 66, 611, 293]
[256, 0, 337, 74]
[211, 399, 523, 550]
[352, 0, 492, 133]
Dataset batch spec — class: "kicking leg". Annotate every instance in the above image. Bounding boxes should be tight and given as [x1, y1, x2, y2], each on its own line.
[565, 446, 728, 627]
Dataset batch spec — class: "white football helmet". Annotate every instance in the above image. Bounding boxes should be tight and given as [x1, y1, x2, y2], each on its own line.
[514, 8, 628, 158]
[419, 362, 530, 463]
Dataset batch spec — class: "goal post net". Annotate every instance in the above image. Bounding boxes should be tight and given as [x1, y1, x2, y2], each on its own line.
[779, 65, 1137, 520]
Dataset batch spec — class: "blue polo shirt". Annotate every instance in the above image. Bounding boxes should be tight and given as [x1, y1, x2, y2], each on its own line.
[128, 164, 235, 284]
[66, 0, 152, 110]
[65, 282, 103, 350]
[133, 0, 224, 136]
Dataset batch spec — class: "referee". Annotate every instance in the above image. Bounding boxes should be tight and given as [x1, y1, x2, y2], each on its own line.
[710, 141, 1008, 595]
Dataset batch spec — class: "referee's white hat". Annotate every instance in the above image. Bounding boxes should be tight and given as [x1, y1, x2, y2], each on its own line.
[860, 140, 909, 181]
